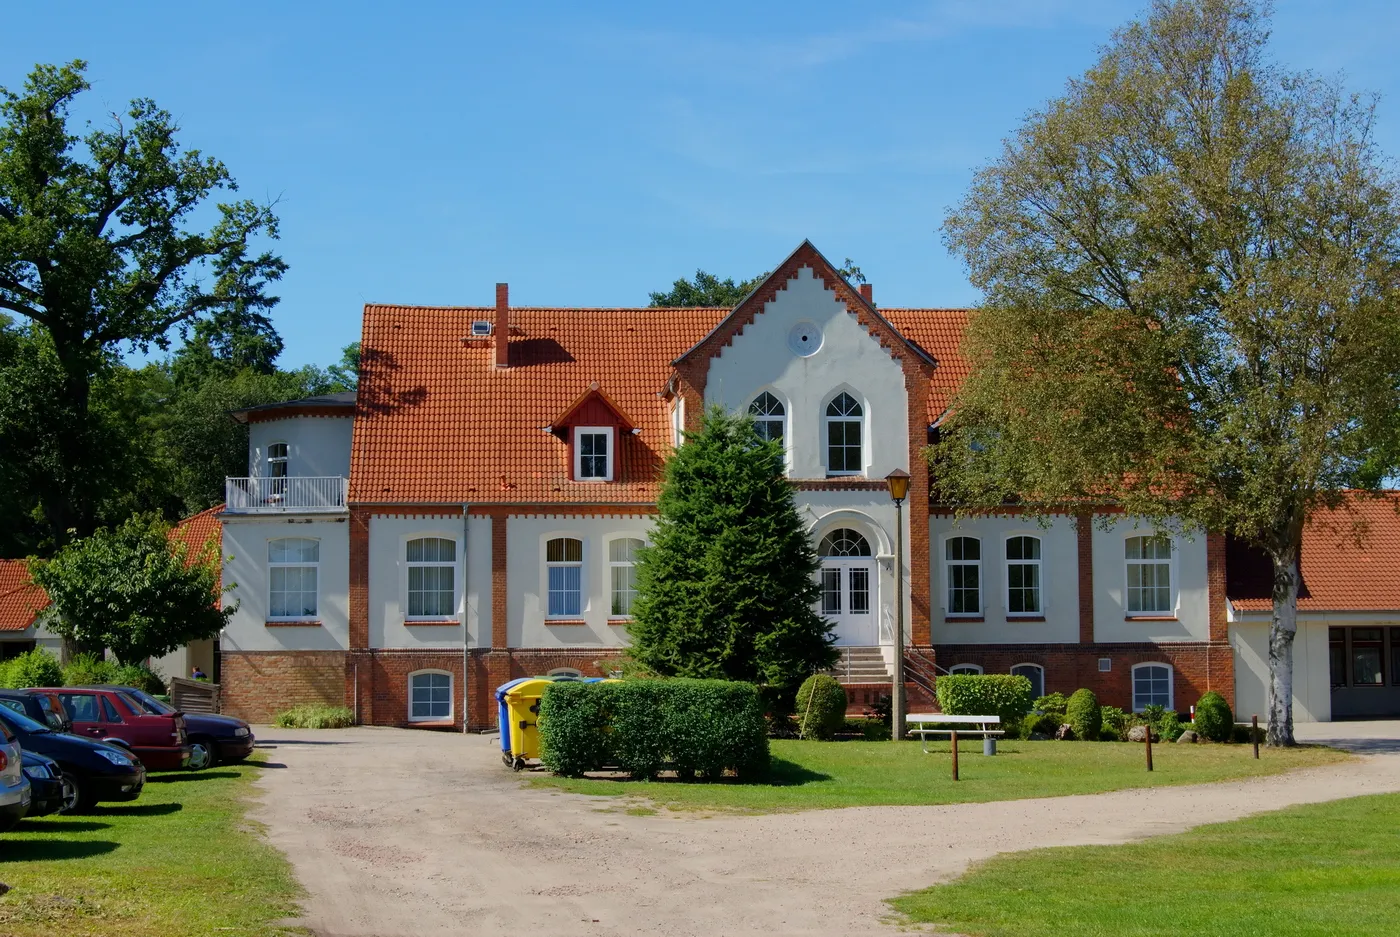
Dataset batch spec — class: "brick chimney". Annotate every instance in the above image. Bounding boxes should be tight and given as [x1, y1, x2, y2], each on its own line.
[495, 283, 509, 367]
[859, 283, 873, 303]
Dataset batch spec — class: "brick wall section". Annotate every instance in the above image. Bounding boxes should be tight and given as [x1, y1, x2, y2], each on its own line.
[1207, 532, 1228, 642]
[491, 511, 508, 648]
[1077, 513, 1095, 643]
[906, 362, 932, 645]
[932, 642, 1233, 713]
[348, 507, 371, 648]
[222, 651, 347, 724]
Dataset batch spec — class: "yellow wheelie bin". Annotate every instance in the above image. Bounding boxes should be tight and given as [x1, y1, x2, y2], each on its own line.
[501, 678, 554, 770]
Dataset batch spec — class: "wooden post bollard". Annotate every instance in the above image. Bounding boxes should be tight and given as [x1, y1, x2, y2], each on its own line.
[1252, 715, 1260, 759]
[1145, 725, 1154, 772]
[951, 729, 959, 781]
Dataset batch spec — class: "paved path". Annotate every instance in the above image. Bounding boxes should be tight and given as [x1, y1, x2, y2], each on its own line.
[252, 722, 1400, 937]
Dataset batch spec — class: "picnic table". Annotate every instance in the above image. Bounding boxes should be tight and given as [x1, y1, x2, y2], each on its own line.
[906, 714, 1003, 753]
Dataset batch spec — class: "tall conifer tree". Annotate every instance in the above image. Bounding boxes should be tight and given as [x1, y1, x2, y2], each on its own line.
[628, 406, 836, 700]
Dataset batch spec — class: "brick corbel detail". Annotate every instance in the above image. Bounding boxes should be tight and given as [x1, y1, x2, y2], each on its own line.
[1077, 513, 1094, 644]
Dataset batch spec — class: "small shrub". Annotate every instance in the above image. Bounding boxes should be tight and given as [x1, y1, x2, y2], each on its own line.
[1100, 705, 1127, 741]
[1066, 688, 1101, 742]
[863, 692, 892, 728]
[795, 674, 847, 740]
[1032, 692, 1069, 719]
[936, 674, 1033, 729]
[1022, 712, 1060, 737]
[0, 649, 63, 688]
[1140, 704, 1185, 742]
[62, 652, 117, 686]
[540, 679, 769, 780]
[111, 663, 167, 695]
[1232, 721, 1263, 745]
[1193, 691, 1233, 742]
[844, 717, 890, 741]
[273, 704, 355, 729]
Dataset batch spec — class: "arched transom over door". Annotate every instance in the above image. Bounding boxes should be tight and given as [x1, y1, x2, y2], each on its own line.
[818, 528, 878, 646]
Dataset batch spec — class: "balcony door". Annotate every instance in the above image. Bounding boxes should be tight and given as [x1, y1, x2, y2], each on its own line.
[818, 529, 878, 646]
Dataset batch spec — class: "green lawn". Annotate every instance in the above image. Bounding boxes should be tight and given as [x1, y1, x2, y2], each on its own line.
[890, 792, 1400, 937]
[0, 759, 304, 937]
[531, 738, 1348, 813]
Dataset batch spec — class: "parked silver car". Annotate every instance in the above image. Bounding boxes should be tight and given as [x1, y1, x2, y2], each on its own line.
[0, 718, 31, 831]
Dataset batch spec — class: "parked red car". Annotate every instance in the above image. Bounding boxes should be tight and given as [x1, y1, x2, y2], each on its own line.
[45, 688, 190, 772]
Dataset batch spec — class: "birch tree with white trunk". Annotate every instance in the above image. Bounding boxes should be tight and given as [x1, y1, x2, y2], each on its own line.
[930, 0, 1400, 744]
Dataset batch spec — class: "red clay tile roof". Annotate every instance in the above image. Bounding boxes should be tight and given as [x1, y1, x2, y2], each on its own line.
[882, 308, 973, 423]
[0, 559, 47, 632]
[172, 505, 224, 589]
[1229, 493, 1400, 612]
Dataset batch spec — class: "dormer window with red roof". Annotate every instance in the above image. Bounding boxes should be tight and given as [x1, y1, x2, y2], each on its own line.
[575, 427, 614, 482]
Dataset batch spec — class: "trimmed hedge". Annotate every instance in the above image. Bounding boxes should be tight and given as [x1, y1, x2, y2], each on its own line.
[1194, 691, 1234, 742]
[539, 679, 769, 780]
[273, 704, 354, 728]
[936, 674, 1034, 729]
[1021, 711, 1061, 738]
[795, 674, 847, 740]
[1066, 688, 1102, 741]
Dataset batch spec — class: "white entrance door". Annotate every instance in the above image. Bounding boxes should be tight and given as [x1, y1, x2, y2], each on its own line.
[818, 529, 878, 646]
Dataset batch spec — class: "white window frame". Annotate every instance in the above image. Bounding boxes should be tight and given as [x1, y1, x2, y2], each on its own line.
[948, 664, 983, 675]
[671, 397, 685, 449]
[943, 535, 983, 618]
[607, 536, 644, 619]
[1124, 532, 1176, 616]
[574, 426, 615, 482]
[823, 390, 865, 477]
[407, 669, 453, 723]
[545, 536, 585, 619]
[548, 667, 584, 679]
[748, 390, 787, 445]
[1131, 662, 1174, 712]
[267, 441, 288, 479]
[1010, 663, 1045, 699]
[1004, 533, 1044, 616]
[405, 535, 459, 620]
[267, 537, 319, 621]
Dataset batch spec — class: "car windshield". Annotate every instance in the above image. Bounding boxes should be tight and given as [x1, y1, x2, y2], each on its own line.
[0, 706, 49, 735]
[120, 689, 173, 715]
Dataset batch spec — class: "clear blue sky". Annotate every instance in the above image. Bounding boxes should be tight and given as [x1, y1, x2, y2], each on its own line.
[9, 1, 1400, 370]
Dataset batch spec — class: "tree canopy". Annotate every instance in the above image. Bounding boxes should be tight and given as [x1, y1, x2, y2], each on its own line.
[0, 60, 284, 546]
[627, 406, 836, 703]
[649, 259, 866, 307]
[29, 512, 233, 665]
[931, 0, 1400, 744]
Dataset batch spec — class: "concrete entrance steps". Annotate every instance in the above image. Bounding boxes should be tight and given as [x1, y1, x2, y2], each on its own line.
[828, 646, 890, 685]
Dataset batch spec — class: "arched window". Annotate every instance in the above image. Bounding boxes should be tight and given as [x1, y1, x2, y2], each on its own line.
[268, 538, 319, 619]
[548, 667, 584, 680]
[407, 537, 456, 618]
[546, 537, 584, 618]
[1006, 535, 1042, 615]
[609, 537, 643, 617]
[1125, 535, 1173, 613]
[749, 392, 785, 444]
[1132, 663, 1173, 712]
[1010, 663, 1045, 699]
[945, 537, 982, 616]
[818, 529, 872, 557]
[408, 670, 452, 722]
[948, 664, 983, 675]
[825, 392, 863, 475]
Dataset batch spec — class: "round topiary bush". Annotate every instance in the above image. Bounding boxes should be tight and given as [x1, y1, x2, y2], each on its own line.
[795, 674, 848, 740]
[1022, 711, 1060, 738]
[1065, 688, 1101, 742]
[1193, 691, 1233, 742]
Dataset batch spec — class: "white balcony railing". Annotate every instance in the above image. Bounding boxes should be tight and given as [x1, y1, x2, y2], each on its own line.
[225, 476, 349, 513]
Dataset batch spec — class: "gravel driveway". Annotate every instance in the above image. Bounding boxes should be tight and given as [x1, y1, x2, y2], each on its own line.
[252, 723, 1400, 937]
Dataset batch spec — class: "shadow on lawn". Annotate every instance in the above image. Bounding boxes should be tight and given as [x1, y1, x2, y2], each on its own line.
[574, 756, 831, 787]
[0, 839, 119, 862]
[93, 802, 182, 818]
[149, 770, 240, 784]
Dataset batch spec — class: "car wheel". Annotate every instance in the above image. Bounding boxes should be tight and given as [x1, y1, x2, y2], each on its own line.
[187, 740, 216, 771]
[59, 772, 92, 814]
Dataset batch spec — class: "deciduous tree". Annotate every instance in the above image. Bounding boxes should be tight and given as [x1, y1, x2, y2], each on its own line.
[932, 0, 1400, 745]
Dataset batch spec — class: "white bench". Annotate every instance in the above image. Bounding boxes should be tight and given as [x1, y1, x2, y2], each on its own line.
[907, 714, 1003, 753]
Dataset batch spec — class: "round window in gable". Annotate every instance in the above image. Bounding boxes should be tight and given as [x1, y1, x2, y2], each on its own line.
[788, 321, 823, 357]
